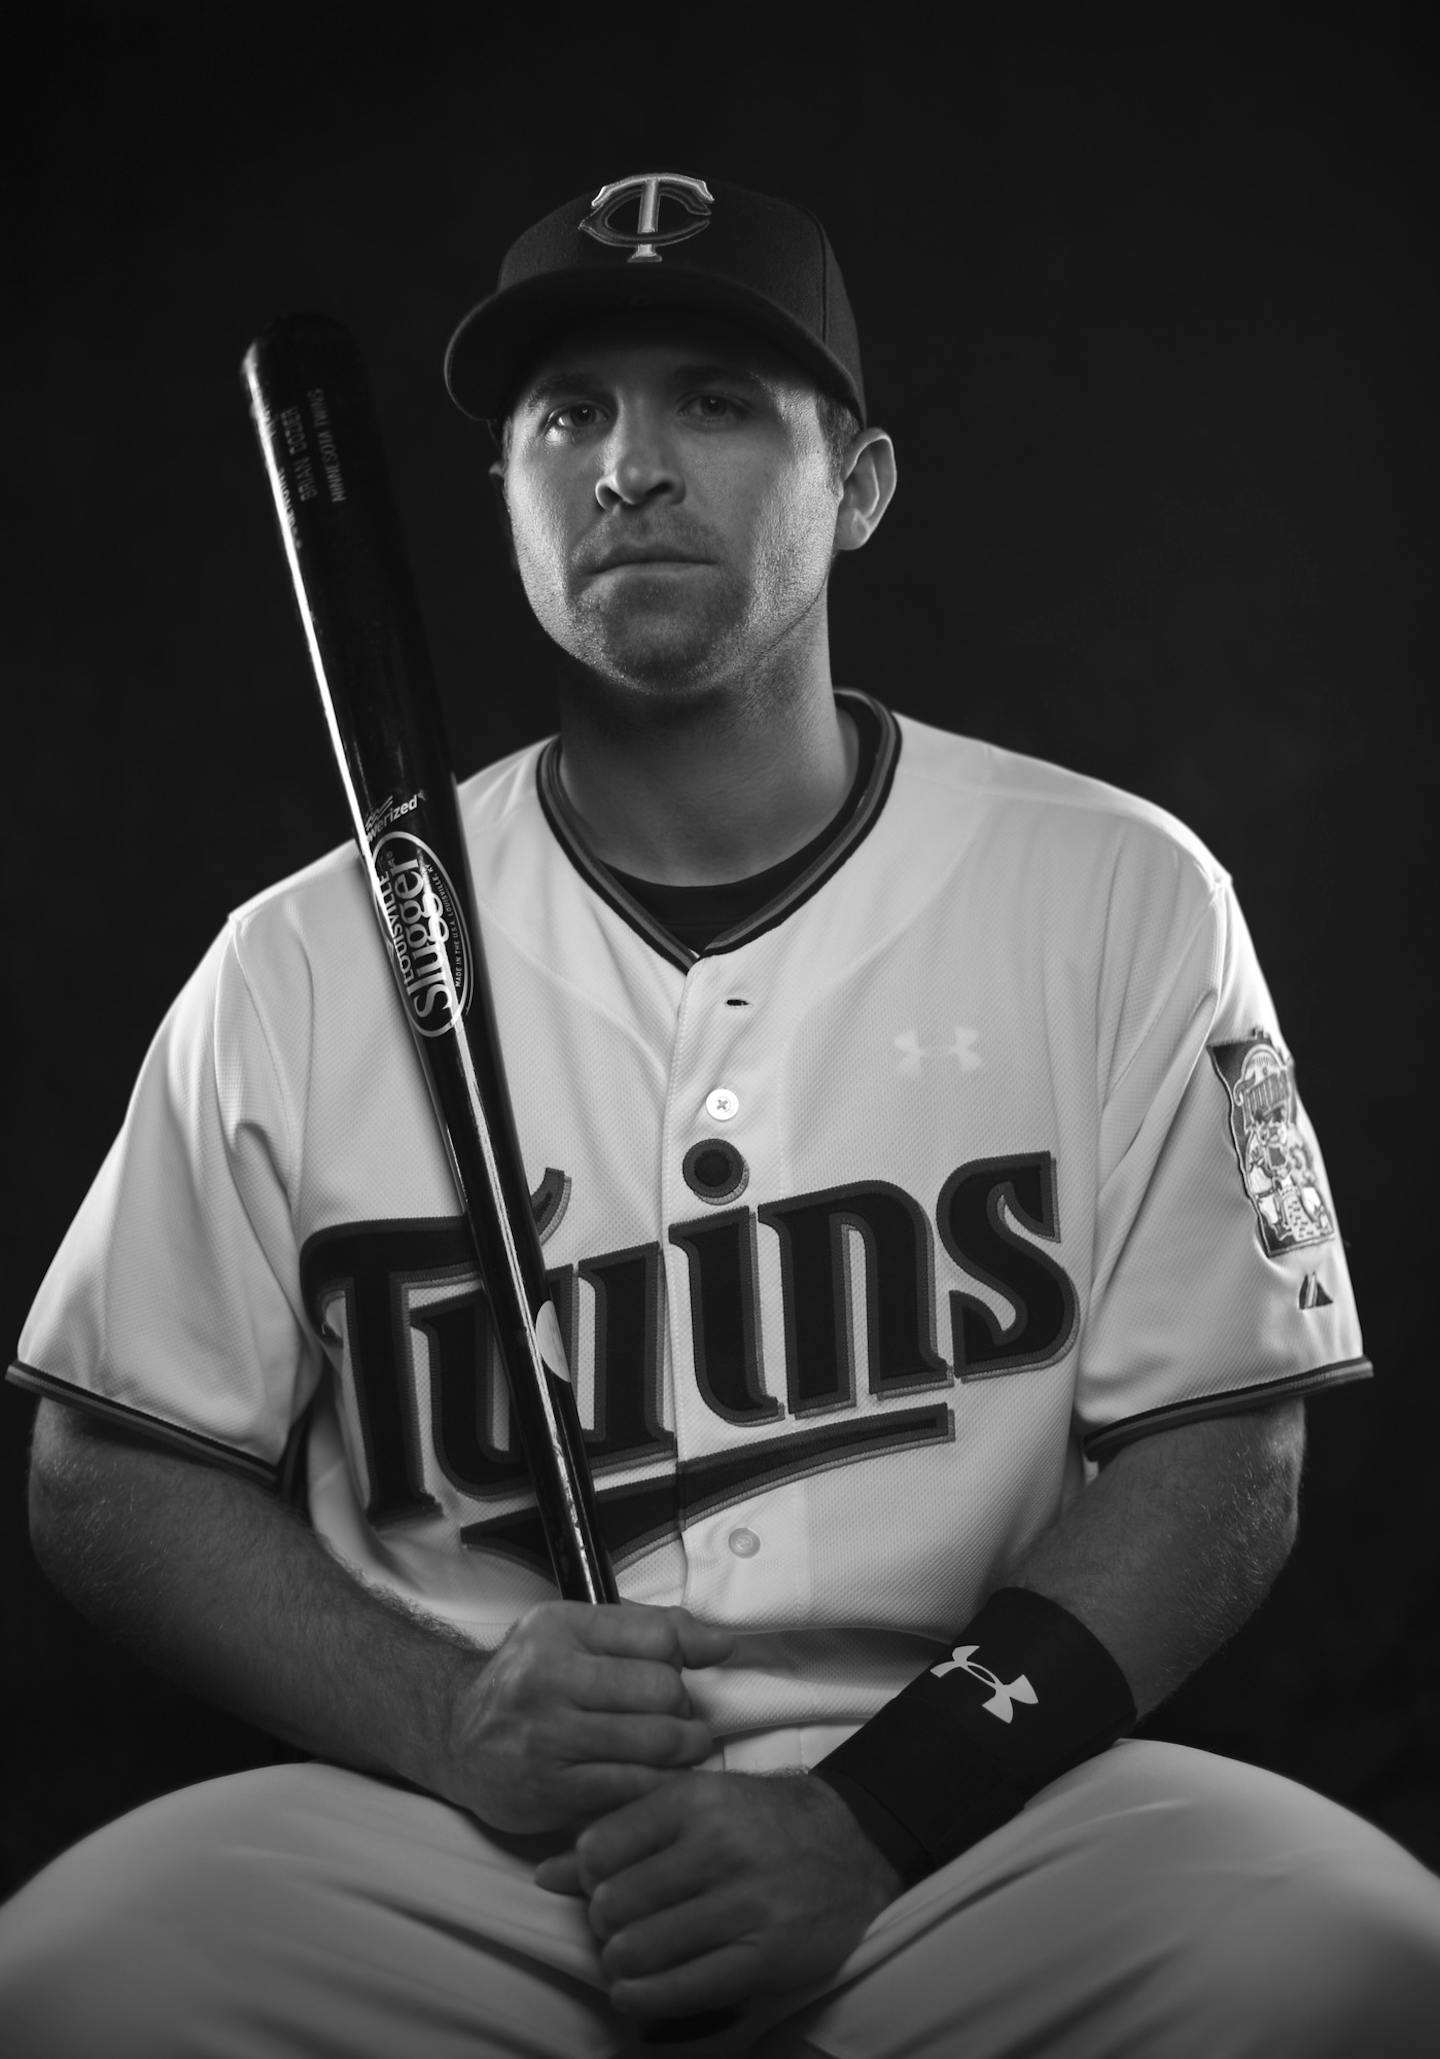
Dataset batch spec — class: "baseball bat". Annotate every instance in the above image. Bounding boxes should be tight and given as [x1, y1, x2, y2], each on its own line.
[241, 314, 618, 1606]
[241, 318, 730, 2045]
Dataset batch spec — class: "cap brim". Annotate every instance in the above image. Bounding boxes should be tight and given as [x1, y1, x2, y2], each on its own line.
[444, 264, 865, 424]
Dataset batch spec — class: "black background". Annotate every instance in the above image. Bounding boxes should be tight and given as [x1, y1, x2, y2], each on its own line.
[4, 9, 1436, 1897]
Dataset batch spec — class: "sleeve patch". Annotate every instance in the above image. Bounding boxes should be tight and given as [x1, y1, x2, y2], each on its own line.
[1209, 1032, 1336, 1256]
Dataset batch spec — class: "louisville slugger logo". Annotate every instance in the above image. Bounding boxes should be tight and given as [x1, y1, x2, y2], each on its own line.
[579, 173, 714, 264]
[372, 832, 472, 1037]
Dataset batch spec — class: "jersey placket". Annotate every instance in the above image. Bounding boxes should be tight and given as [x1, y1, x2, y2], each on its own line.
[659, 952, 808, 1620]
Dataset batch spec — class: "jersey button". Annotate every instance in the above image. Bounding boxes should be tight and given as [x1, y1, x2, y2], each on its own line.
[705, 1088, 740, 1122]
[728, 1527, 760, 1558]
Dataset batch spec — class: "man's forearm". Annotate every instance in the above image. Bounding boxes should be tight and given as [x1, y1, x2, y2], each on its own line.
[28, 1408, 475, 1796]
[1008, 1401, 1305, 1717]
[809, 1400, 1306, 1899]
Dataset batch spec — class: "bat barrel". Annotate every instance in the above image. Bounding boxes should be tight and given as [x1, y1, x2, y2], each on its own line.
[243, 316, 618, 1607]
[241, 316, 447, 820]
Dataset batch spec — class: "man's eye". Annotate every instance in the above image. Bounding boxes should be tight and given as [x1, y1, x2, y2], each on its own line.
[685, 394, 744, 421]
[544, 403, 603, 433]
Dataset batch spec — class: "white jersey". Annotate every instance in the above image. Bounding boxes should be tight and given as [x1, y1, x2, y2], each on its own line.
[12, 693, 1368, 1738]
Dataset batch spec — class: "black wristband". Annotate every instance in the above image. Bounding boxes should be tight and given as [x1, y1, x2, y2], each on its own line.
[813, 1588, 1137, 1884]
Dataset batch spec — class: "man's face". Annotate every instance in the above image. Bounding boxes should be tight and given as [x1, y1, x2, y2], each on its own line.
[498, 313, 847, 702]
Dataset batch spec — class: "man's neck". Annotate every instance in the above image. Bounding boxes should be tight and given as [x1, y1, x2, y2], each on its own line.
[553, 675, 858, 888]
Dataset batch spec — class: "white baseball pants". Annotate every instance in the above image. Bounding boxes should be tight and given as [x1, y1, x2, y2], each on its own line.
[3, 1734, 1439, 2056]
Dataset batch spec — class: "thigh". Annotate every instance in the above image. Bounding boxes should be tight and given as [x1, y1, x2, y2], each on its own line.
[757, 1740, 1440, 2059]
[0, 1761, 626, 2059]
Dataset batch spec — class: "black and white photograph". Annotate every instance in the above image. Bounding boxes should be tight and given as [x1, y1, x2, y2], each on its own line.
[3, 13, 1436, 2053]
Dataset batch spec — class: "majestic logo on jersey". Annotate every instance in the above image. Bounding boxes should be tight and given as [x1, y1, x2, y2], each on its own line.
[371, 833, 472, 1037]
[300, 1155, 1081, 1579]
[1210, 1034, 1335, 1256]
[579, 173, 715, 264]
[931, 1645, 1039, 1722]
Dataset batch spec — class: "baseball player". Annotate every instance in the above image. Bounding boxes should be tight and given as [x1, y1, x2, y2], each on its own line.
[4, 173, 1440, 2057]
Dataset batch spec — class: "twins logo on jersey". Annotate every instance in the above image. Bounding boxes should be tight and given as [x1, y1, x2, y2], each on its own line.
[301, 1153, 1081, 1573]
[1210, 1033, 1335, 1256]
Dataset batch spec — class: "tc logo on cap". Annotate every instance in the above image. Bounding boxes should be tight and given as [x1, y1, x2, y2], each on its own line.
[579, 173, 715, 265]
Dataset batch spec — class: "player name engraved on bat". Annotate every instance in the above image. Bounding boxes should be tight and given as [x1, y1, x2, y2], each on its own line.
[307, 385, 346, 502]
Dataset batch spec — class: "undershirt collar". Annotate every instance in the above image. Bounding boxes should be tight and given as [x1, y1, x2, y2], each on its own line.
[535, 691, 901, 969]
[606, 698, 883, 954]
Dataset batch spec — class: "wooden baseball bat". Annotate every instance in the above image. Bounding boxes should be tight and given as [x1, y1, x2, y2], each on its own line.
[241, 313, 618, 1606]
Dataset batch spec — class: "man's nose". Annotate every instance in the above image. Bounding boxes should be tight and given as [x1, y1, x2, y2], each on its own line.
[595, 406, 683, 510]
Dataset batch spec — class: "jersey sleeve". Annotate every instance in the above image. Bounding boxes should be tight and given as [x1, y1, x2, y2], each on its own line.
[1075, 865, 1370, 1460]
[9, 923, 320, 1483]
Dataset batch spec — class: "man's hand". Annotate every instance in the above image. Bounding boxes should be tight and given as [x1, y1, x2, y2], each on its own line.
[445, 1602, 735, 1836]
[535, 1770, 903, 2023]
[25, 1412, 735, 1844]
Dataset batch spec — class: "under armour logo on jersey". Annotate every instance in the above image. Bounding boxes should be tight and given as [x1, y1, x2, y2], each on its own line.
[950, 1027, 982, 1073]
[895, 1030, 927, 1078]
[579, 173, 715, 264]
[895, 1027, 983, 1078]
[931, 1644, 1039, 1722]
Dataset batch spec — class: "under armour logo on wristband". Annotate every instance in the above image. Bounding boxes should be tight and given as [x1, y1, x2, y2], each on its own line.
[931, 1645, 1039, 1722]
[814, 1592, 1135, 1883]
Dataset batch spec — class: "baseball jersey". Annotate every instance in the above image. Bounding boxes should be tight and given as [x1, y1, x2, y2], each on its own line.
[12, 691, 1370, 1739]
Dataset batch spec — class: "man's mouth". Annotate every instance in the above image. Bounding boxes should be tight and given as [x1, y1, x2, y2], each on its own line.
[585, 542, 711, 574]
[592, 556, 706, 572]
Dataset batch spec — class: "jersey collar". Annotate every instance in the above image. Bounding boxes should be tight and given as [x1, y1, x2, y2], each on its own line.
[536, 690, 902, 971]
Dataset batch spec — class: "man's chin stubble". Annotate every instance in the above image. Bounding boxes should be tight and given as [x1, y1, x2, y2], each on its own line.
[566, 597, 747, 698]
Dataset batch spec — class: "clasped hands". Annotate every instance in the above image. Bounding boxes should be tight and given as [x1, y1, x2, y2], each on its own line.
[445, 1600, 900, 2027]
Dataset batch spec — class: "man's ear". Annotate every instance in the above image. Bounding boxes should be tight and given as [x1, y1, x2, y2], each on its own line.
[488, 457, 519, 574]
[835, 429, 898, 556]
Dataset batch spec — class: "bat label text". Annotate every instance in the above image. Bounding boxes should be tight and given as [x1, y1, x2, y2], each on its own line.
[373, 832, 473, 1036]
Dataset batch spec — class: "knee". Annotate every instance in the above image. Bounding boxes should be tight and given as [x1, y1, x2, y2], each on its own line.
[1187, 1840, 1440, 2057]
[0, 1775, 299, 2059]
[0, 1874, 179, 2059]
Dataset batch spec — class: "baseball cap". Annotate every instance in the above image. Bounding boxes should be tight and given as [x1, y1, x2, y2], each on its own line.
[444, 172, 866, 426]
